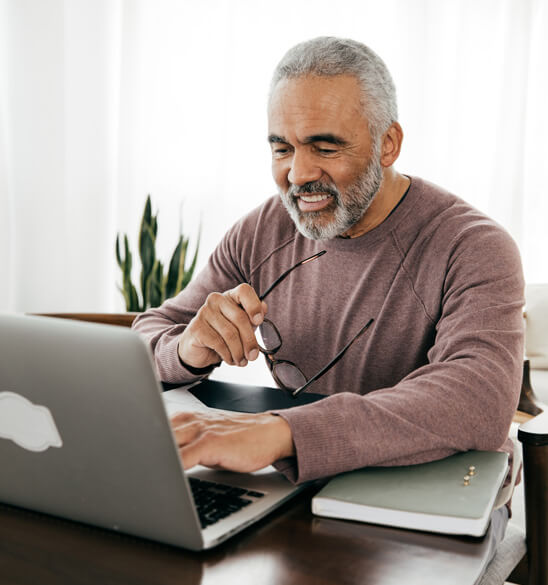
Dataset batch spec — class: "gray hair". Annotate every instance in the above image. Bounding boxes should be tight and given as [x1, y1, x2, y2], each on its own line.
[270, 37, 398, 140]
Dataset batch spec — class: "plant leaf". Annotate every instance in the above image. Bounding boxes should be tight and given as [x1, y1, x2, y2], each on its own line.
[123, 235, 132, 276]
[149, 260, 165, 308]
[142, 195, 152, 229]
[181, 225, 201, 290]
[115, 234, 123, 268]
[122, 272, 140, 312]
[165, 236, 183, 299]
[129, 280, 140, 312]
[139, 225, 156, 309]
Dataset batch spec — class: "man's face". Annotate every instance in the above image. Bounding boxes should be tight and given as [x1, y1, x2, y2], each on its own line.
[268, 75, 383, 240]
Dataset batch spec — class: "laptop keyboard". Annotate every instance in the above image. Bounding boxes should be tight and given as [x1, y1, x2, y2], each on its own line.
[189, 477, 265, 529]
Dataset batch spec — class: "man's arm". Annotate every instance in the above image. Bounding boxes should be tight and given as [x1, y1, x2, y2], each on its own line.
[165, 221, 524, 482]
[135, 196, 523, 482]
[268, 224, 525, 482]
[132, 211, 266, 383]
[133, 280, 267, 382]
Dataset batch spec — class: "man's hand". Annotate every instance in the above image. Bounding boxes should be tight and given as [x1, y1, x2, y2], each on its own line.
[170, 411, 295, 472]
[177, 284, 268, 370]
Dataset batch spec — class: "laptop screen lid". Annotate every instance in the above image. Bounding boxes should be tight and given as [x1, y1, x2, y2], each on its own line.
[0, 314, 204, 550]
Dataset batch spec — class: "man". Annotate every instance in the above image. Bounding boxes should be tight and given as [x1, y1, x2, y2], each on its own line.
[133, 37, 523, 548]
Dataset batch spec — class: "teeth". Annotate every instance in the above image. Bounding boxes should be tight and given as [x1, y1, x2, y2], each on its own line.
[299, 194, 330, 203]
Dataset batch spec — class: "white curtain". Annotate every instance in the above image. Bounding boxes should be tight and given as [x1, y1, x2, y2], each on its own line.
[0, 0, 121, 312]
[1, 0, 547, 314]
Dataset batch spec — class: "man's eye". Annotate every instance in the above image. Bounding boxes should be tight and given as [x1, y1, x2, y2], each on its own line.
[273, 147, 289, 156]
[316, 146, 337, 155]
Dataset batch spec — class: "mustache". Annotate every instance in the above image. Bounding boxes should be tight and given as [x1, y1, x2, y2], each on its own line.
[287, 181, 340, 201]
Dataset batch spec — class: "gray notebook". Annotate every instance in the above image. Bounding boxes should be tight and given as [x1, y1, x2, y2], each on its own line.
[312, 451, 509, 536]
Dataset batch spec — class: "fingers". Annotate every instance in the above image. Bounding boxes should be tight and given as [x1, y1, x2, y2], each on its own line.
[226, 285, 268, 327]
[198, 292, 256, 366]
[178, 284, 268, 369]
[217, 295, 262, 364]
[180, 441, 217, 471]
[171, 412, 227, 470]
[189, 314, 239, 366]
[170, 411, 293, 473]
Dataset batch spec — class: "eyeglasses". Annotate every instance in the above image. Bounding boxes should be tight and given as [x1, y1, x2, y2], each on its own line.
[256, 250, 374, 398]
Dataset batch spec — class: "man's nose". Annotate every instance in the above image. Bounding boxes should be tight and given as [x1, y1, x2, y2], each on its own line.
[287, 150, 322, 186]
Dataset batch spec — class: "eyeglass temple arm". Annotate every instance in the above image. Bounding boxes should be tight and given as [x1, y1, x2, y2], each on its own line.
[291, 318, 375, 398]
[259, 250, 326, 301]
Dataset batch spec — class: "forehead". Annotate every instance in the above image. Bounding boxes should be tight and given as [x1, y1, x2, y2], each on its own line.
[268, 75, 369, 140]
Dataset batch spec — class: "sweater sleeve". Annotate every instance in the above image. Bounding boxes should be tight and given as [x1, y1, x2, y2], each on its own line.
[131, 224, 248, 384]
[274, 224, 525, 483]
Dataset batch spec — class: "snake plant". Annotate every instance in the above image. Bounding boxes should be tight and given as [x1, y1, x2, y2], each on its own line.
[116, 195, 200, 311]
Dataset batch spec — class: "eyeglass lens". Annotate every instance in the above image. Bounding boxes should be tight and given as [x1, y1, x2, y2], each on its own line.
[256, 319, 281, 354]
[273, 362, 307, 389]
[256, 319, 308, 389]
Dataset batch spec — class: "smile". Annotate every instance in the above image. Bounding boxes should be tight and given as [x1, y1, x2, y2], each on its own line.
[296, 193, 333, 213]
[299, 193, 331, 203]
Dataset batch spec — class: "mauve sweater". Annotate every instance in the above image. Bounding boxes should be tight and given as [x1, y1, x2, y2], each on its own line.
[132, 177, 525, 484]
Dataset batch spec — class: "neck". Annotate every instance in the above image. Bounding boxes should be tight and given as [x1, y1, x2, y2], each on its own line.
[339, 169, 410, 239]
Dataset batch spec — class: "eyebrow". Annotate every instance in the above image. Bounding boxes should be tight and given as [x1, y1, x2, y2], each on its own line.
[267, 133, 349, 146]
[268, 134, 288, 144]
[303, 133, 349, 146]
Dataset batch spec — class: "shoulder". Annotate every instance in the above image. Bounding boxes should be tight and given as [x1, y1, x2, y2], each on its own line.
[395, 178, 523, 317]
[399, 177, 521, 270]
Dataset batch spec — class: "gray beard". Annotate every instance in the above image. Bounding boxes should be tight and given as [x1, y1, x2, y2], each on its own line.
[279, 147, 384, 240]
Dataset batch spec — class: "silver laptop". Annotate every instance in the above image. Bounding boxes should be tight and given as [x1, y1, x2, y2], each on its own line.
[0, 313, 303, 550]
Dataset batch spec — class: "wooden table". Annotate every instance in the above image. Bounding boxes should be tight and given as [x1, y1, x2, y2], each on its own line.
[1, 489, 497, 585]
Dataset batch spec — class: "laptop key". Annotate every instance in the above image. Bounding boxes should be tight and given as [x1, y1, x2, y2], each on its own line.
[225, 487, 247, 497]
[246, 491, 265, 498]
[189, 478, 266, 529]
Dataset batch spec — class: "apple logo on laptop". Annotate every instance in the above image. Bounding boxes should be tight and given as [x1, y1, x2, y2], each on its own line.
[0, 391, 63, 452]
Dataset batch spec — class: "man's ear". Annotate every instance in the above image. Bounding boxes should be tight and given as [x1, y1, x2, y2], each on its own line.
[380, 122, 404, 167]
